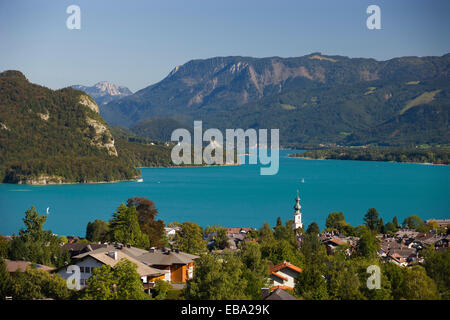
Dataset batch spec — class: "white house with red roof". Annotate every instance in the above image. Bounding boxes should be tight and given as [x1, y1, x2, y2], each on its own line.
[269, 261, 302, 290]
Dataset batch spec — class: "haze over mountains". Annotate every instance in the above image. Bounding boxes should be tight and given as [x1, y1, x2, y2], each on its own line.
[101, 53, 450, 147]
[72, 81, 133, 106]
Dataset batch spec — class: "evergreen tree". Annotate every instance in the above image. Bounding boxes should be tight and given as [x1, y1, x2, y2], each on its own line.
[306, 222, 320, 235]
[109, 204, 149, 249]
[363, 208, 381, 231]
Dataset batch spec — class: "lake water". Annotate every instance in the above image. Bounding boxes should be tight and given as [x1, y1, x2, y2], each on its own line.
[0, 150, 449, 236]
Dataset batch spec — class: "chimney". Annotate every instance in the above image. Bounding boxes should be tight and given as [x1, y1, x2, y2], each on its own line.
[261, 288, 270, 300]
[107, 251, 118, 260]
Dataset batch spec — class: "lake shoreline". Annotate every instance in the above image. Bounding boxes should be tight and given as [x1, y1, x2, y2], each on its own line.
[288, 155, 448, 166]
[2, 163, 241, 186]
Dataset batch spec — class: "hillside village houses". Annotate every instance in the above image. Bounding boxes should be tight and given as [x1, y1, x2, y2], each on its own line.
[2, 191, 448, 300]
[57, 243, 198, 292]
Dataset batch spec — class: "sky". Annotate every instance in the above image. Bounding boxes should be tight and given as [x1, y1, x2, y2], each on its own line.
[0, 0, 449, 92]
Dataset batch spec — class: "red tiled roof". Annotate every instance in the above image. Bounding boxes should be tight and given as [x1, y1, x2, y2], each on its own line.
[270, 285, 295, 291]
[270, 261, 302, 274]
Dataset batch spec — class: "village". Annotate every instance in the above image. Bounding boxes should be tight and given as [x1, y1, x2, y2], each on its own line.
[1, 193, 448, 300]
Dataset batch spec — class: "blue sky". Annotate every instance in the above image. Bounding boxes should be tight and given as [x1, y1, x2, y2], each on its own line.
[0, 0, 449, 92]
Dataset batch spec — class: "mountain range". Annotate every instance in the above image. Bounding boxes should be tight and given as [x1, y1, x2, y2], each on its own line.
[100, 53, 450, 147]
[72, 81, 133, 106]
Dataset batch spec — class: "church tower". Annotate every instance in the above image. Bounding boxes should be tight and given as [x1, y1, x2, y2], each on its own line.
[293, 190, 303, 230]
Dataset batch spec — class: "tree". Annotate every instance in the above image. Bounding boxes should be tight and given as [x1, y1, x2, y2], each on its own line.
[114, 259, 149, 300]
[213, 228, 229, 250]
[422, 246, 450, 299]
[295, 267, 328, 300]
[109, 203, 149, 249]
[184, 253, 247, 300]
[276, 216, 282, 227]
[127, 197, 166, 248]
[80, 264, 116, 300]
[0, 236, 9, 258]
[383, 262, 406, 300]
[174, 222, 206, 255]
[392, 216, 399, 229]
[19, 206, 48, 242]
[306, 222, 320, 235]
[81, 259, 148, 300]
[0, 258, 12, 299]
[259, 222, 275, 244]
[363, 208, 381, 231]
[86, 219, 109, 242]
[326, 212, 346, 231]
[152, 279, 173, 300]
[356, 227, 379, 259]
[402, 215, 425, 231]
[301, 233, 327, 267]
[10, 266, 71, 300]
[401, 265, 439, 300]
[327, 260, 363, 300]
[239, 242, 270, 299]
[379, 218, 385, 234]
[9, 207, 70, 268]
[384, 222, 398, 235]
[59, 236, 68, 244]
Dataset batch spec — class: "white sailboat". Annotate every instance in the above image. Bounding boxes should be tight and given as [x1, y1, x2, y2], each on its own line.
[46, 207, 50, 215]
[137, 178, 143, 182]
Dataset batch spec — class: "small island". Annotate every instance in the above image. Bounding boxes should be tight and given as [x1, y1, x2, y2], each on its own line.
[289, 147, 450, 165]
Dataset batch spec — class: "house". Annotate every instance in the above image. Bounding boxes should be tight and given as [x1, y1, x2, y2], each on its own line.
[57, 245, 164, 290]
[410, 233, 445, 249]
[262, 287, 297, 300]
[135, 248, 199, 283]
[269, 261, 302, 290]
[225, 227, 253, 250]
[164, 226, 181, 238]
[226, 227, 253, 235]
[5, 259, 54, 274]
[386, 248, 418, 267]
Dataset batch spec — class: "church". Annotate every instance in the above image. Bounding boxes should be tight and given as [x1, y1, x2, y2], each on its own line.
[293, 190, 303, 230]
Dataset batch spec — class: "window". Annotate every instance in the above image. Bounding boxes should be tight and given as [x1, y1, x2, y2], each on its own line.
[80, 266, 85, 273]
[85, 267, 90, 273]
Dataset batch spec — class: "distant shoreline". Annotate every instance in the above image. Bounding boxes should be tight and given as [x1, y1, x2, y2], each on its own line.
[288, 154, 448, 166]
[3, 162, 241, 186]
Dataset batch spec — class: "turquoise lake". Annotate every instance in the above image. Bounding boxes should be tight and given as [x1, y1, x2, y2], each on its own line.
[0, 150, 449, 236]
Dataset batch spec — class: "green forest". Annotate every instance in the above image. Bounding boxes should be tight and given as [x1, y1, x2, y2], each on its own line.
[290, 147, 450, 165]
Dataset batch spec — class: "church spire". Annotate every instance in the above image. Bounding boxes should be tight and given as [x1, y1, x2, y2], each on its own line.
[293, 190, 303, 230]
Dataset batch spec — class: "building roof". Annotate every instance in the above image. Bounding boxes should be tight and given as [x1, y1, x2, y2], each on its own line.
[263, 288, 297, 300]
[72, 244, 147, 260]
[136, 249, 199, 267]
[5, 259, 54, 273]
[226, 228, 253, 235]
[270, 261, 302, 274]
[82, 251, 164, 277]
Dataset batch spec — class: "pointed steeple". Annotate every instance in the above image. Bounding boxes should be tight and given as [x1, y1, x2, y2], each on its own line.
[293, 190, 303, 230]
